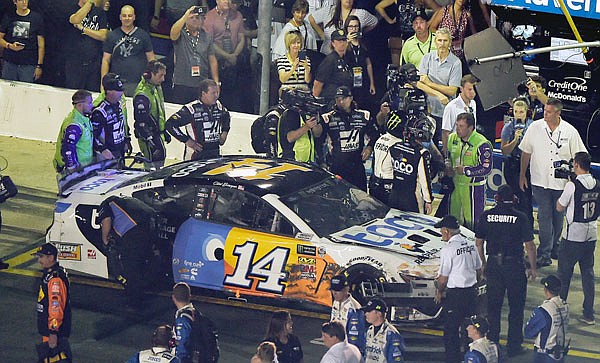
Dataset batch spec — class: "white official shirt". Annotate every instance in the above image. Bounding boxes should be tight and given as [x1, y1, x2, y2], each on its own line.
[558, 173, 598, 242]
[438, 234, 481, 288]
[320, 341, 364, 363]
[441, 94, 476, 132]
[518, 118, 587, 190]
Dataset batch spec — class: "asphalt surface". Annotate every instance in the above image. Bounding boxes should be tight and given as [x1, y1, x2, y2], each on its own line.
[0, 135, 599, 362]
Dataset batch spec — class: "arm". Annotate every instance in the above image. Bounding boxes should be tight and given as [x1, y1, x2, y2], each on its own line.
[366, 57, 375, 94]
[101, 216, 112, 245]
[69, 1, 93, 24]
[524, 307, 548, 339]
[145, 50, 155, 62]
[209, 54, 219, 84]
[312, 80, 324, 97]
[152, 0, 164, 29]
[233, 34, 245, 57]
[278, 58, 300, 83]
[61, 124, 84, 169]
[462, 142, 492, 177]
[78, 25, 108, 41]
[420, 75, 458, 97]
[416, 79, 448, 105]
[35, 36, 45, 80]
[47, 276, 68, 347]
[524, 240, 537, 280]
[170, 7, 194, 41]
[308, 14, 325, 40]
[304, 59, 312, 83]
[359, 10, 379, 32]
[500, 128, 522, 155]
[428, 8, 443, 32]
[519, 151, 531, 191]
[434, 274, 448, 304]
[375, 0, 397, 24]
[442, 130, 451, 156]
[101, 52, 111, 88]
[174, 315, 193, 360]
[286, 117, 318, 142]
[475, 238, 486, 278]
[419, 150, 434, 212]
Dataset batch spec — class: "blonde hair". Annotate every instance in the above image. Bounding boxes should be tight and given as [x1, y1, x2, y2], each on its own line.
[513, 99, 528, 110]
[284, 31, 303, 52]
[436, 27, 453, 40]
[257, 341, 276, 362]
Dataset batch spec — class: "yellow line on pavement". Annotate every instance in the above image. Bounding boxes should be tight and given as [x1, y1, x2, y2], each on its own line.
[5, 247, 39, 267]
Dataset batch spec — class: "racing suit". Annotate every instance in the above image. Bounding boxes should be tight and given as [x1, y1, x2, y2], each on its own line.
[166, 100, 231, 160]
[91, 96, 131, 159]
[37, 262, 72, 361]
[365, 321, 405, 363]
[133, 76, 169, 168]
[53, 108, 94, 172]
[126, 348, 180, 363]
[388, 139, 433, 213]
[321, 106, 379, 191]
[174, 303, 195, 363]
[331, 294, 362, 329]
[447, 130, 492, 230]
[370, 132, 403, 205]
[464, 338, 500, 363]
[525, 296, 569, 363]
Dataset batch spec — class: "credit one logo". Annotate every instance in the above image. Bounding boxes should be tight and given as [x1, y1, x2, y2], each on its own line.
[547, 77, 588, 103]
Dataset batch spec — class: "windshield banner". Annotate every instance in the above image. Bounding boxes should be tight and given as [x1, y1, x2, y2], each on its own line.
[491, 0, 600, 20]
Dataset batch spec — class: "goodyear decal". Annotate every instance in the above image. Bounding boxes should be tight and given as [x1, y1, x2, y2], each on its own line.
[203, 158, 311, 180]
[57, 243, 82, 261]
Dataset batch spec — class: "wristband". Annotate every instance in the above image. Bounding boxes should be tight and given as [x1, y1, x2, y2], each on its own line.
[153, 15, 160, 20]
[36, 64, 43, 69]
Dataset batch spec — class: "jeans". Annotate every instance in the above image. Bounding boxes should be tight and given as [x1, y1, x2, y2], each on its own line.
[532, 186, 565, 259]
[2, 61, 35, 83]
[558, 239, 596, 318]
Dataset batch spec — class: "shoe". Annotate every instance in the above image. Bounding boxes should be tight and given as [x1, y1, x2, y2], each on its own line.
[507, 346, 527, 357]
[578, 316, 595, 325]
[551, 252, 559, 260]
[536, 258, 552, 268]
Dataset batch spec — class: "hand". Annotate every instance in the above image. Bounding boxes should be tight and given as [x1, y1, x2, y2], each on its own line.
[361, 145, 372, 161]
[519, 173, 528, 191]
[514, 128, 523, 141]
[305, 116, 318, 130]
[380, 102, 390, 116]
[48, 334, 58, 349]
[10, 42, 25, 52]
[347, 32, 358, 41]
[150, 16, 160, 30]
[185, 139, 203, 152]
[434, 289, 443, 304]
[100, 149, 115, 160]
[527, 268, 538, 281]
[369, 84, 376, 95]
[455, 165, 464, 175]
[227, 53, 238, 66]
[34, 66, 42, 80]
[386, 17, 397, 24]
[439, 95, 449, 106]
[424, 202, 432, 215]
[526, 79, 538, 95]
[420, 75, 432, 86]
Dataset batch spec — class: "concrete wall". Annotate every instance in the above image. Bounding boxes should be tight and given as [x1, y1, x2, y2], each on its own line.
[0, 80, 257, 160]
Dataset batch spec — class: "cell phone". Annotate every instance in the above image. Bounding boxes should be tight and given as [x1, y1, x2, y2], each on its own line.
[355, 31, 363, 39]
[299, 50, 306, 61]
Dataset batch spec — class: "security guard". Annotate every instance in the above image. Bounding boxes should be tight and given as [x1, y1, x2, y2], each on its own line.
[320, 86, 379, 191]
[362, 298, 405, 363]
[525, 275, 569, 363]
[464, 315, 500, 363]
[126, 325, 180, 363]
[475, 184, 537, 356]
[434, 215, 482, 363]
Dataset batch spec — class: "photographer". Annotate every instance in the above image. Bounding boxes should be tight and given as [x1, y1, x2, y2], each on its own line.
[556, 151, 598, 325]
[375, 63, 422, 129]
[320, 86, 379, 191]
[519, 98, 587, 267]
[501, 98, 534, 227]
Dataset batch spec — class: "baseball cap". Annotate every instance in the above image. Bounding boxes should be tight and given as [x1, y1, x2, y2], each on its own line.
[541, 275, 561, 294]
[335, 86, 352, 98]
[330, 274, 349, 291]
[411, 8, 430, 22]
[468, 315, 489, 335]
[32, 243, 58, 257]
[331, 29, 347, 41]
[102, 73, 124, 92]
[433, 215, 460, 229]
[361, 298, 387, 313]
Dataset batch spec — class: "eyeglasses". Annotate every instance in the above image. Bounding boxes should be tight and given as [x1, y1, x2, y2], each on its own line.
[347, 25, 360, 28]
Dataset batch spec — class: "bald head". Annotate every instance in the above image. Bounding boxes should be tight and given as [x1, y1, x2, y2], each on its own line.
[120, 5, 136, 28]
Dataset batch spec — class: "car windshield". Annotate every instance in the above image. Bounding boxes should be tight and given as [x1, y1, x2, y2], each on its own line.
[280, 178, 389, 236]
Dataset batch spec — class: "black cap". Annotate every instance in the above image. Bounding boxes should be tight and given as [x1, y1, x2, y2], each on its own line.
[331, 29, 347, 41]
[541, 275, 562, 294]
[468, 315, 489, 335]
[434, 215, 460, 229]
[330, 274, 349, 291]
[411, 8, 430, 22]
[335, 86, 352, 98]
[497, 184, 515, 202]
[102, 73, 124, 92]
[361, 298, 387, 313]
[32, 243, 58, 257]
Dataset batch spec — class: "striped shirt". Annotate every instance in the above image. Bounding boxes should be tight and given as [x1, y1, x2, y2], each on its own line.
[277, 56, 311, 87]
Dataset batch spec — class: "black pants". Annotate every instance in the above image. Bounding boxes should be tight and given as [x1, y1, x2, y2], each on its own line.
[504, 159, 534, 228]
[558, 239, 596, 318]
[119, 227, 154, 304]
[331, 161, 367, 191]
[65, 58, 101, 92]
[444, 286, 476, 363]
[486, 257, 527, 351]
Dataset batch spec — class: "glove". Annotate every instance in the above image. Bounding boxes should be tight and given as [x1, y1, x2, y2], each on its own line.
[162, 130, 172, 144]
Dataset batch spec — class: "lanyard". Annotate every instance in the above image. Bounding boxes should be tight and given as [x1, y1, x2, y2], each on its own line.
[416, 32, 433, 55]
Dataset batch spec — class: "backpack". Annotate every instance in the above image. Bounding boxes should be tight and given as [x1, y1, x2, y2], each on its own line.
[251, 107, 282, 154]
[186, 307, 220, 363]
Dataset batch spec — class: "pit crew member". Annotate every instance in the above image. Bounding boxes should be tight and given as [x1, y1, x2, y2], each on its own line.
[126, 325, 180, 363]
[370, 111, 405, 205]
[464, 315, 500, 363]
[329, 274, 364, 353]
[362, 298, 405, 363]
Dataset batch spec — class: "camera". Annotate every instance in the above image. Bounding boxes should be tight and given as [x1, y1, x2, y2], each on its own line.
[553, 159, 575, 180]
[298, 50, 306, 61]
[192, 6, 206, 14]
[386, 64, 420, 91]
[0, 175, 18, 203]
[280, 88, 328, 120]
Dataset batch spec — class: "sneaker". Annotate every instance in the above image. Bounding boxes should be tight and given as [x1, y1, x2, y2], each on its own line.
[578, 316, 595, 325]
[536, 258, 552, 268]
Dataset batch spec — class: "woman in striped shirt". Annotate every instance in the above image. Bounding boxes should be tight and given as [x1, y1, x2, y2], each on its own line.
[277, 31, 312, 97]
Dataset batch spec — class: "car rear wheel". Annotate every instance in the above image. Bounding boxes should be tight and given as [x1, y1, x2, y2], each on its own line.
[345, 264, 385, 305]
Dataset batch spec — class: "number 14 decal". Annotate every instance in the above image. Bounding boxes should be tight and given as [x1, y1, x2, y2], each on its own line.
[224, 242, 290, 294]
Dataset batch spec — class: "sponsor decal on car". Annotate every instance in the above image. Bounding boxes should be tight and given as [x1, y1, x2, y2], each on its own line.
[297, 244, 316, 256]
[87, 249, 97, 259]
[57, 243, 81, 261]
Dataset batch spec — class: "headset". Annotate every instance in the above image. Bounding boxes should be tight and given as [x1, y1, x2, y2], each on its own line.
[143, 60, 167, 80]
[152, 324, 176, 349]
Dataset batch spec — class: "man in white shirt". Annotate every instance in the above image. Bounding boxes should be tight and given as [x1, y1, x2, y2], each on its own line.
[519, 98, 587, 267]
[556, 151, 598, 325]
[441, 74, 478, 155]
[320, 321, 363, 363]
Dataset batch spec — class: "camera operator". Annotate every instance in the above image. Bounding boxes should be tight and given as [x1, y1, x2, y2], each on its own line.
[556, 151, 598, 325]
[320, 86, 379, 191]
[501, 97, 534, 227]
[388, 115, 435, 214]
[277, 90, 324, 163]
[518, 98, 587, 268]
[375, 63, 422, 129]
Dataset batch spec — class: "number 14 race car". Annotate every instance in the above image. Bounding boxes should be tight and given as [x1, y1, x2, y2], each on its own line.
[46, 156, 476, 322]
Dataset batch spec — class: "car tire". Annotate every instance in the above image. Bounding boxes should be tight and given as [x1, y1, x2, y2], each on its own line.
[345, 264, 385, 306]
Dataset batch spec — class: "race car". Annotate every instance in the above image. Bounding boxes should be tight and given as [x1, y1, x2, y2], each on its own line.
[46, 156, 477, 322]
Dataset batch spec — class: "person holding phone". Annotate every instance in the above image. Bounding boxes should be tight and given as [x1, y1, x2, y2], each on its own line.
[344, 15, 376, 114]
[0, 0, 45, 83]
[277, 30, 311, 96]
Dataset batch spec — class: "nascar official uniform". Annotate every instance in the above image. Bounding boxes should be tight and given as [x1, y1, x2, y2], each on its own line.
[166, 100, 231, 160]
[91, 95, 131, 159]
[321, 106, 379, 191]
[133, 75, 168, 167]
[388, 138, 433, 213]
[447, 130, 492, 229]
[364, 320, 405, 362]
[475, 188, 535, 355]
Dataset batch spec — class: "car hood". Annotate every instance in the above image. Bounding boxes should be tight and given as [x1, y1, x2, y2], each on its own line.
[329, 209, 449, 259]
[61, 169, 148, 195]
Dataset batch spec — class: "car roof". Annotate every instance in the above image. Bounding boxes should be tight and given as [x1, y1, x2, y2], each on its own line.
[150, 156, 333, 197]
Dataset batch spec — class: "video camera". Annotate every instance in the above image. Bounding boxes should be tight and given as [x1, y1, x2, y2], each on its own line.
[553, 159, 575, 180]
[280, 88, 329, 120]
[386, 64, 420, 91]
